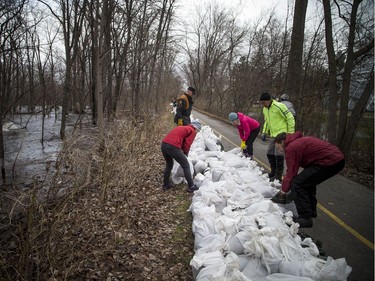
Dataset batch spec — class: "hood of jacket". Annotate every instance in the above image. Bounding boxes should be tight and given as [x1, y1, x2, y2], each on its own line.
[285, 131, 303, 146]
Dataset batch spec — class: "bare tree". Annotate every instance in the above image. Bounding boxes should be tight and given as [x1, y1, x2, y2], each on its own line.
[323, 0, 374, 153]
[183, 3, 247, 113]
[39, 0, 88, 139]
[0, 0, 27, 185]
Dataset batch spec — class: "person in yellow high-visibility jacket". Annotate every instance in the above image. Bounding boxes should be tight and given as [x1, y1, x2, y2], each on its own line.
[259, 92, 295, 182]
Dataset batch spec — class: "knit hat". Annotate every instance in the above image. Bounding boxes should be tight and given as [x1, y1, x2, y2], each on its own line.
[260, 92, 272, 101]
[228, 112, 238, 121]
[187, 86, 196, 94]
[191, 120, 202, 131]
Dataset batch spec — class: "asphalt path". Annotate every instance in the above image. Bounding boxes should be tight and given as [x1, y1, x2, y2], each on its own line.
[192, 109, 374, 281]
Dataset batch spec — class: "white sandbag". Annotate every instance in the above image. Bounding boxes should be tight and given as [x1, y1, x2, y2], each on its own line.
[225, 147, 242, 155]
[212, 167, 225, 182]
[194, 172, 206, 187]
[227, 189, 264, 209]
[171, 159, 194, 184]
[253, 212, 286, 229]
[224, 157, 247, 168]
[245, 201, 281, 216]
[205, 138, 220, 151]
[192, 206, 219, 247]
[195, 231, 229, 254]
[195, 160, 208, 174]
[190, 250, 224, 271]
[198, 190, 227, 213]
[316, 257, 352, 281]
[266, 273, 314, 281]
[195, 252, 240, 281]
[279, 259, 322, 279]
[215, 216, 237, 235]
[300, 237, 320, 257]
[235, 168, 264, 184]
[237, 255, 252, 271]
[241, 256, 268, 281]
[208, 160, 225, 168]
[243, 230, 284, 273]
[248, 182, 277, 198]
[227, 235, 245, 255]
[205, 151, 223, 158]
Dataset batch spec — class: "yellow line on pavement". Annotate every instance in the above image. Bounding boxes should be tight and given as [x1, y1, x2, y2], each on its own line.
[204, 122, 374, 251]
[318, 203, 374, 250]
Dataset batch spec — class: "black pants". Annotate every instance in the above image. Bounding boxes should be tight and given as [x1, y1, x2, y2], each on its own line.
[244, 126, 260, 156]
[291, 159, 345, 218]
[161, 142, 194, 187]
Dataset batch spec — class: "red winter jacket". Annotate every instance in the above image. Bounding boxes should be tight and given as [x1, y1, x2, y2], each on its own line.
[162, 125, 197, 155]
[236, 112, 260, 141]
[281, 131, 345, 193]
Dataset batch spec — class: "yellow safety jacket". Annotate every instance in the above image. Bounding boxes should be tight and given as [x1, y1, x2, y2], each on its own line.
[262, 100, 295, 137]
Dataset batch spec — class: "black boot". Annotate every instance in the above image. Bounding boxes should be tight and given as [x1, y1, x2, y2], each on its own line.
[267, 154, 276, 178]
[270, 156, 284, 181]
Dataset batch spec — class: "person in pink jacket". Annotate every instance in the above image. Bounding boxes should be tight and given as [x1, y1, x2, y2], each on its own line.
[228, 112, 260, 159]
[271, 131, 345, 228]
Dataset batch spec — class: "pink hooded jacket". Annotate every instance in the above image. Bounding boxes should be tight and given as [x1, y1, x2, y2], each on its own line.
[236, 112, 260, 141]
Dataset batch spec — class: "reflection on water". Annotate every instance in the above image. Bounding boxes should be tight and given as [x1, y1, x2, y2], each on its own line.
[3, 109, 87, 188]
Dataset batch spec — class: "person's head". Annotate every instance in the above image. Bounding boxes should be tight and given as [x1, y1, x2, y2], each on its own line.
[274, 132, 287, 152]
[186, 86, 196, 97]
[228, 112, 240, 125]
[259, 92, 272, 108]
[280, 93, 289, 101]
[191, 120, 202, 131]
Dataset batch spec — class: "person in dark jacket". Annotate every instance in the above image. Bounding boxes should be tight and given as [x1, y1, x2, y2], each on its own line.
[161, 120, 201, 193]
[174, 86, 196, 125]
[271, 132, 345, 228]
[228, 112, 260, 159]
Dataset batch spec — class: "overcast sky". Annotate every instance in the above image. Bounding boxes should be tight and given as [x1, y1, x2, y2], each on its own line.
[175, 0, 322, 30]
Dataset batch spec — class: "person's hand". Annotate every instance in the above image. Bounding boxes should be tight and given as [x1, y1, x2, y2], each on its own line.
[271, 191, 287, 204]
[261, 133, 267, 142]
[177, 119, 183, 126]
[240, 140, 247, 149]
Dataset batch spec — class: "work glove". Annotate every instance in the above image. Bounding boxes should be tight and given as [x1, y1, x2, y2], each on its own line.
[177, 119, 183, 126]
[271, 191, 295, 204]
[261, 133, 267, 142]
[240, 140, 247, 149]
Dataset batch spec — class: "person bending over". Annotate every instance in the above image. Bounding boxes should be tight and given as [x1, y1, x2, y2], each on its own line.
[228, 112, 260, 159]
[161, 121, 201, 193]
[271, 131, 345, 228]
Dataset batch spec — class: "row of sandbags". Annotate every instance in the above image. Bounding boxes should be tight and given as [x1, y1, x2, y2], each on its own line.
[172, 124, 352, 281]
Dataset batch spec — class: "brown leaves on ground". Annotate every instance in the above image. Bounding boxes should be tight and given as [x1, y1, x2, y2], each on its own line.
[0, 113, 196, 280]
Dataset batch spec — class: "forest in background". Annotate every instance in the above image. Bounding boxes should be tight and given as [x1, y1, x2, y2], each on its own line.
[0, 0, 374, 187]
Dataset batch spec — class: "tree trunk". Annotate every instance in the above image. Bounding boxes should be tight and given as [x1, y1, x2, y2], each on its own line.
[341, 71, 373, 155]
[323, 0, 339, 142]
[336, 0, 360, 144]
[285, 0, 308, 101]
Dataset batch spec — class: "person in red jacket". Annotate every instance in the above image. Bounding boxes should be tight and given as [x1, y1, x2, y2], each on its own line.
[161, 121, 202, 193]
[228, 112, 260, 159]
[271, 132, 345, 228]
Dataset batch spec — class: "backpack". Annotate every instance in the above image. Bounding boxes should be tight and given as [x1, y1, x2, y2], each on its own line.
[178, 94, 189, 110]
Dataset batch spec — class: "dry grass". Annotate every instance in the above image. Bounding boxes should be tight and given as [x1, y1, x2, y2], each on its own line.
[0, 112, 195, 280]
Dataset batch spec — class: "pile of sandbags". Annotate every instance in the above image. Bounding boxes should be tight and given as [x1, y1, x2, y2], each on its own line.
[180, 123, 352, 281]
